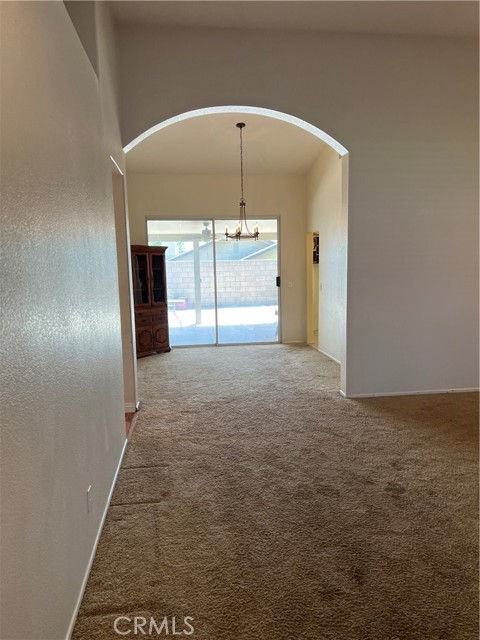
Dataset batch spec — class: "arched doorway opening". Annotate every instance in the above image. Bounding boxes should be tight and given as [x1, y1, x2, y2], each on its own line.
[121, 106, 349, 395]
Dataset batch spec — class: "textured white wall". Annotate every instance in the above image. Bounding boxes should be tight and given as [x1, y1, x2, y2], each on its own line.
[118, 25, 479, 395]
[0, 3, 126, 639]
[127, 173, 307, 342]
[307, 147, 346, 366]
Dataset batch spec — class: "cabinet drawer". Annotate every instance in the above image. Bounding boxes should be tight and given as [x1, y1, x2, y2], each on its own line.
[136, 315, 153, 326]
[151, 313, 167, 324]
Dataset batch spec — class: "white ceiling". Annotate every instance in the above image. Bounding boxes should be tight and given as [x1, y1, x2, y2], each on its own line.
[125, 112, 327, 175]
[111, 1, 479, 38]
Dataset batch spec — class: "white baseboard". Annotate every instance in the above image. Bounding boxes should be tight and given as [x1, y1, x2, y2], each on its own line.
[343, 387, 479, 399]
[125, 402, 137, 413]
[316, 348, 341, 365]
[66, 438, 128, 640]
[306, 342, 341, 365]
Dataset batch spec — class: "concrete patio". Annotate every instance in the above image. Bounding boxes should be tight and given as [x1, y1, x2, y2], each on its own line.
[168, 305, 279, 345]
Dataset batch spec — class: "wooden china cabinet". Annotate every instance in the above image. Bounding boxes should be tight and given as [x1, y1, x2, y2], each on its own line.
[131, 245, 171, 357]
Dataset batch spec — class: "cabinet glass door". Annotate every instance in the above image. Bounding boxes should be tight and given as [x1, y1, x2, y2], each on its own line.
[132, 253, 150, 306]
[151, 253, 165, 304]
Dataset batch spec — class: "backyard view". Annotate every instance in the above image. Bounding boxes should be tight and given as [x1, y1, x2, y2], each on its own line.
[147, 219, 279, 346]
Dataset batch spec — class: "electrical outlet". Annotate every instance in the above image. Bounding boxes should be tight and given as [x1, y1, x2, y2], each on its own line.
[86, 485, 92, 513]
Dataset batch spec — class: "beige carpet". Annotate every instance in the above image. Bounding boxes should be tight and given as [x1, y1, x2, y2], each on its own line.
[73, 345, 478, 639]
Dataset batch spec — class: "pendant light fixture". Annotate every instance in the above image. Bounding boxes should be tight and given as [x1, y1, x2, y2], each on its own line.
[225, 123, 259, 241]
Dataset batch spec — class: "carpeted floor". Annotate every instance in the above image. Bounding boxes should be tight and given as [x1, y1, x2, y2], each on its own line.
[73, 345, 478, 639]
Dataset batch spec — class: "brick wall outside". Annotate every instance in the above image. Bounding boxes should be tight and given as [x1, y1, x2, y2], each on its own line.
[167, 260, 278, 307]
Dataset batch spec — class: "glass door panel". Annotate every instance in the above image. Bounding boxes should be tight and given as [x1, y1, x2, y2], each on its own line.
[132, 253, 150, 306]
[214, 218, 279, 344]
[147, 220, 216, 346]
[151, 253, 165, 304]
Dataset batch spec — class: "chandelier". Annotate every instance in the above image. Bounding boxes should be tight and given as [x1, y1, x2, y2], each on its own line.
[225, 123, 259, 241]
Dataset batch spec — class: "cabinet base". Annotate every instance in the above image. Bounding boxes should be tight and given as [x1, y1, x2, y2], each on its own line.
[137, 347, 171, 358]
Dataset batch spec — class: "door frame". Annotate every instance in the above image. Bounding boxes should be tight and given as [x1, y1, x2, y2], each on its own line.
[145, 215, 282, 346]
[111, 156, 138, 413]
[306, 231, 319, 348]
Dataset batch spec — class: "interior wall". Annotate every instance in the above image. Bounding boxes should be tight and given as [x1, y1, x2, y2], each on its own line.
[306, 147, 345, 364]
[64, 1, 98, 75]
[126, 173, 307, 342]
[0, 3, 126, 639]
[118, 25, 479, 396]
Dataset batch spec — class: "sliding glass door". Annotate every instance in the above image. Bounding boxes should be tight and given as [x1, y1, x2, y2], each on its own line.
[147, 218, 279, 347]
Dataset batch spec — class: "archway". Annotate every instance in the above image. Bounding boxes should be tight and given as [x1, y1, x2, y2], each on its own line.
[123, 106, 349, 395]
[124, 105, 349, 157]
